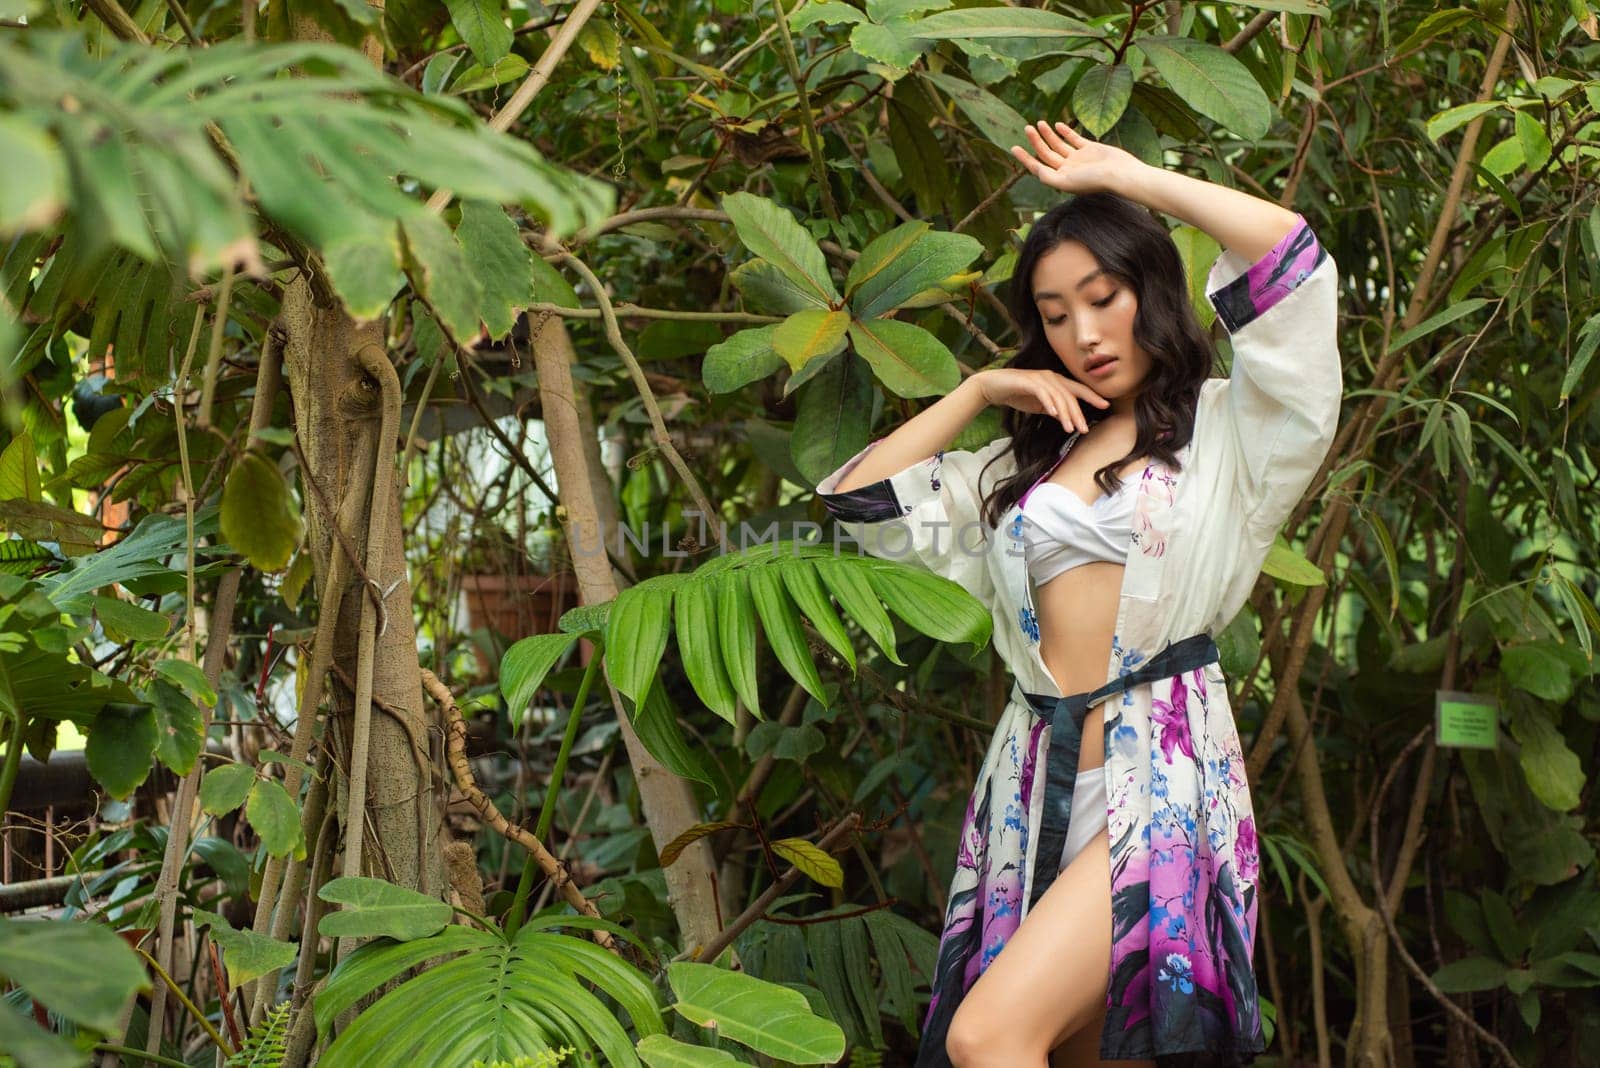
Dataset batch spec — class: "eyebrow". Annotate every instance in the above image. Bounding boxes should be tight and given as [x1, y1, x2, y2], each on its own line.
[1033, 269, 1107, 301]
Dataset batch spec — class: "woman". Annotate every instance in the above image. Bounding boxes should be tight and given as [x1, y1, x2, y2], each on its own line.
[815, 120, 1341, 1066]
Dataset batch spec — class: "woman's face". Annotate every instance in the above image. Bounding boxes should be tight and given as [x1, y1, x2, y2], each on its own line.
[1030, 239, 1153, 415]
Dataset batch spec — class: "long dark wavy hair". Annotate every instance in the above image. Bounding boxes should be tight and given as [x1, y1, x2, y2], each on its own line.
[978, 191, 1218, 529]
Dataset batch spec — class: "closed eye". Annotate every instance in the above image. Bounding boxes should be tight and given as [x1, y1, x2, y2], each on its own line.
[1043, 293, 1116, 326]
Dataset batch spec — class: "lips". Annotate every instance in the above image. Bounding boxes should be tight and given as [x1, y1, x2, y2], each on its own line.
[1085, 354, 1116, 372]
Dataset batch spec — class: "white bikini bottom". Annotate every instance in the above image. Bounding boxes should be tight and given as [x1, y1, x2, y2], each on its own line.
[1059, 765, 1108, 872]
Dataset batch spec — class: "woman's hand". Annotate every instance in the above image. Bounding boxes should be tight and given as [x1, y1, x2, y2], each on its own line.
[1009, 120, 1144, 196]
[975, 368, 1110, 435]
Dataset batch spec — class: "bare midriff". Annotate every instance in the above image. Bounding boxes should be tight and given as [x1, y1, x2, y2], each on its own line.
[1030, 428, 1149, 779]
[1036, 563, 1123, 777]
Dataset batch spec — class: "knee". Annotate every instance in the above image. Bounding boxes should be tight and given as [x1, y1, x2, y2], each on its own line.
[945, 1009, 1003, 1068]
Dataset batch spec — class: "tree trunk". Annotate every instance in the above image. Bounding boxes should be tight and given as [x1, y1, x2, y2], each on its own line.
[530, 310, 729, 960]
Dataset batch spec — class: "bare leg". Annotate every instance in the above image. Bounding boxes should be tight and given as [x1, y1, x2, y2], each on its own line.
[944, 824, 1157, 1068]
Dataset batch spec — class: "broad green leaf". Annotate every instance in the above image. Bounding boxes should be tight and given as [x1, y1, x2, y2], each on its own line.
[149, 679, 203, 776]
[1425, 101, 1502, 142]
[772, 309, 850, 373]
[746, 721, 825, 763]
[720, 192, 839, 306]
[1431, 955, 1508, 993]
[1514, 109, 1552, 171]
[193, 909, 297, 987]
[908, 7, 1101, 39]
[248, 779, 307, 860]
[780, 563, 855, 673]
[0, 431, 41, 502]
[847, 317, 959, 398]
[604, 579, 678, 701]
[848, 230, 982, 320]
[200, 763, 258, 816]
[674, 579, 739, 725]
[0, 1001, 82, 1068]
[92, 595, 169, 642]
[729, 257, 831, 315]
[401, 213, 485, 343]
[444, 0, 513, 65]
[771, 837, 844, 887]
[86, 703, 159, 799]
[1134, 36, 1272, 140]
[748, 565, 828, 705]
[1071, 64, 1133, 137]
[0, 917, 148, 1033]
[1221, 0, 1327, 11]
[221, 453, 303, 573]
[843, 220, 929, 301]
[790, 348, 872, 486]
[450, 54, 530, 94]
[457, 200, 534, 340]
[637, 1033, 742, 1066]
[920, 70, 1029, 155]
[815, 558, 903, 666]
[1509, 707, 1584, 812]
[703, 325, 785, 393]
[1261, 540, 1326, 587]
[666, 962, 847, 1063]
[849, 20, 927, 76]
[154, 657, 217, 706]
[865, 564, 991, 649]
[500, 631, 580, 729]
[317, 876, 454, 941]
[323, 228, 406, 321]
[790, 0, 868, 30]
[630, 676, 717, 789]
[1501, 643, 1573, 702]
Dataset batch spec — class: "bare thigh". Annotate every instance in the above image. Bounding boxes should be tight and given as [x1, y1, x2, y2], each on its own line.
[945, 823, 1152, 1067]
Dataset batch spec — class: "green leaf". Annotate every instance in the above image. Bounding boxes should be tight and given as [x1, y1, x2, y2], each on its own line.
[715, 573, 762, 720]
[1502, 643, 1573, 702]
[0, 116, 66, 235]
[771, 837, 844, 887]
[1261, 539, 1326, 587]
[748, 565, 828, 706]
[201, 763, 258, 816]
[450, 54, 530, 95]
[0, 1001, 83, 1068]
[847, 229, 982, 320]
[772, 309, 850, 373]
[92, 595, 169, 642]
[790, 349, 872, 486]
[154, 657, 218, 706]
[674, 578, 739, 725]
[908, 7, 1101, 39]
[1509, 706, 1584, 812]
[402, 212, 485, 343]
[720, 192, 839, 306]
[866, 563, 991, 649]
[729, 257, 832, 315]
[844, 220, 930, 301]
[849, 20, 927, 76]
[456, 201, 535, 340]
[780, 563, 856, 673]
[248, 779, 307, 860]
[1385, 298, 1488, 355]
[0, 431, 42, 502]
[317, 876, 454, 942]
[1514, 109, 1552, 171]
[1134, 35, 1272, 140]
[1425, 101, 1502, 142]
[637, 1033, 743, 1066]
[847, 317, 959, 398]
[1431, 955, 1508, 993]
[703, 325, 786, 394]
[604, 579, 679, 702]
[86, 703, 159, 799]
[815, 558, 903, 666]
[444, 0, 513, 65]
[920, 70, 1029, 156]
[149, 679, 203, 776]
[630, 676, 717, 789]
[323, 229, 406, 321]
[221, 453, 303, 573]
[500, 631, 580, 729]
[665, 961, 847, 1063]
[1071, 64, 1133, 138]
[0, 916, 148, 1033]
[193, 909, 298, 987]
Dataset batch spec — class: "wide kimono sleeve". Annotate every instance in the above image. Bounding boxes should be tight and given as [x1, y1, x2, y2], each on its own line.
[1205, 214, 1342, 531]
[813, 434, 1015, 606]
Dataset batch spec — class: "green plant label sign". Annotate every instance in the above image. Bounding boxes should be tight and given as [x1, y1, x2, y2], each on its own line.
[1434, 690, 1499, 749]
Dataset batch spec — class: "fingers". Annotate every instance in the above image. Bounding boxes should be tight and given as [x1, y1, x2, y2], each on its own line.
[1035, 119, 1075, 157]
[1023, 124, 1067, 167]
[1053, 121, 1091, 148]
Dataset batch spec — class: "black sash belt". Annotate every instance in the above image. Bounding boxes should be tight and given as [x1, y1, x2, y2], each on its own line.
[1018, 631, 1219, 910]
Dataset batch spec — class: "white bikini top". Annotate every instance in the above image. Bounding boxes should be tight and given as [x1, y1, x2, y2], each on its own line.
[1017, 437, 1136, 588]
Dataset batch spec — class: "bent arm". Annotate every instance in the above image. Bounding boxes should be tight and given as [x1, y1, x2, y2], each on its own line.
[1123, 164, 1302, 265]
[833, 372, 993, 493]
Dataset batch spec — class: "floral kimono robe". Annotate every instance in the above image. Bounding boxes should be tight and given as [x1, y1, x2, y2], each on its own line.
[815, 217, 1339, 1065]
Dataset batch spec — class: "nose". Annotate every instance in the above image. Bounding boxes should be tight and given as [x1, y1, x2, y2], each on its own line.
[1075, 315, 1102, 352]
